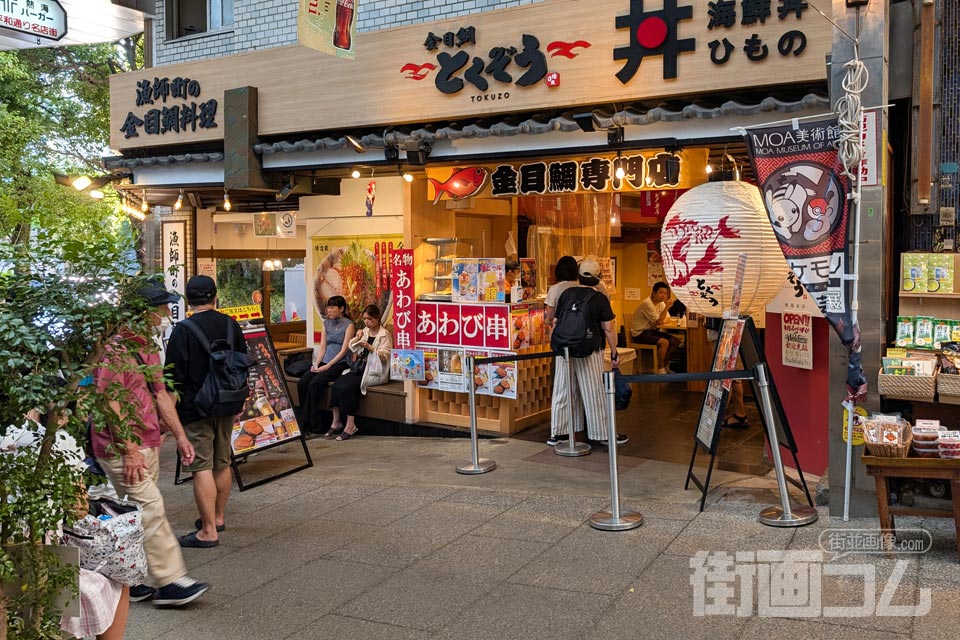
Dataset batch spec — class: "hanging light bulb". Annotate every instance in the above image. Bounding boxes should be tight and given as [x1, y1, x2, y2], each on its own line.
[351, 169, 361, 179]
[223, 188, 231, 211]
[614, 151, 625, 181]
[174, 189, 184, 210]
[403, 173, 414, 183]
[705, 164, 713, 174]
[141, 189, 149, 212]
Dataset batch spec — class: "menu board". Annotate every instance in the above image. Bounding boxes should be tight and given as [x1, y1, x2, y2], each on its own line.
[231, 327, 302, 455]
[438, 347, 467, 392]
[520, 258, 537, 301]
[478, 258, 506, 302]
[696, 318, 745, 451]
[452, 259, 479, 302]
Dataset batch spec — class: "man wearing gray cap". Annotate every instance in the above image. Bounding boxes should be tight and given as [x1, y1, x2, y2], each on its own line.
[93, 279, 209, 606]
[165, 275, 247, 549]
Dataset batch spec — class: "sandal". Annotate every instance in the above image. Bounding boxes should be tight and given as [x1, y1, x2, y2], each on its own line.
[336, 427, 359, 441]
[324, 424, 345, 439]
[194, 518, 225, 533]
[178, 531, 218, 548]
[721, 415, 749, 429]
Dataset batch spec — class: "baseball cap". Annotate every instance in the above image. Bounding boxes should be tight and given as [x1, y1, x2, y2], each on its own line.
[578, 258, 601, 279]
[138, 280, 180, 307]
[185, 275, 217, 303]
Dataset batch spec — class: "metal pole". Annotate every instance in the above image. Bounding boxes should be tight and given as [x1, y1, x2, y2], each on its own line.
[755, 363, 818, 527]
[842, 400, 855, 521]
[456, 355, 496, 475]
[590, 371, 643, 531]
[554, 347, 591, 457]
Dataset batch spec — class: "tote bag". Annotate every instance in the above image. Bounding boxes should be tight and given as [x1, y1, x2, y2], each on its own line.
[62, 496, 147, 586]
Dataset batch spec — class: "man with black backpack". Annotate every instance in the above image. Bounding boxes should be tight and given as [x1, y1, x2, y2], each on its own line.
[166, 275, 249, 548]
[548, 259, 626, 446]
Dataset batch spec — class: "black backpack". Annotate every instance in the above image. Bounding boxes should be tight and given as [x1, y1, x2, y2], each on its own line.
[180, 317, 253, 418]
[550, 288, 600, 358]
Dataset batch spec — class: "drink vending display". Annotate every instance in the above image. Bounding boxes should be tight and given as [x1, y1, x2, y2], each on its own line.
[333, 0, 354, 50]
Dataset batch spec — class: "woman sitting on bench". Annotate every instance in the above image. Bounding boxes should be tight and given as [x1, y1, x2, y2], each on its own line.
[297, 296, 356, 436]
[327, 305, 393, 441]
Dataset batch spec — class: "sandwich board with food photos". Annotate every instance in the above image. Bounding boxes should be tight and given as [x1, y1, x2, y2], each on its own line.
[684, 315, 811, 511]
[175, 306, 313, 491]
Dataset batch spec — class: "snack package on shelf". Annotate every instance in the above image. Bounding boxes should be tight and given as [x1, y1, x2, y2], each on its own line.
[914, 316, 934, 348]
[863, 414, 912, 457]
[902, 254, 928, 292]
[927, 253, 955, 293]
[938, 431, 960, 460]
[940, 342, 960, 375]
[895, 316, 915, 348]
[933, 319, 953, 350]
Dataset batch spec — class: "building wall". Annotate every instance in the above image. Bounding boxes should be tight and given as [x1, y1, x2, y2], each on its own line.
[155, 0, 548, 67]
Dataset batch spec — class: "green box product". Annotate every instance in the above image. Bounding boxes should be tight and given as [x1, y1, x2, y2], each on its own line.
[926, 253, 955, 293]
[901, 254, 928, 292]
[934, 319, 953, 349]
[882, 357, 903, 374]
[952, 320, 960, 343]
[895, 316, 915, 348]
[914, 316, 934, 348]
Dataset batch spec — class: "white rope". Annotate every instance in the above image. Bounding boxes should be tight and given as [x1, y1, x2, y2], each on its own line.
[835, 55, 869, 181]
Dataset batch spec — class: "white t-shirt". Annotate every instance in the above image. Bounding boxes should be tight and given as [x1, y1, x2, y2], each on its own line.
[544, 281, 580, 308]
[631, 297, 664, 335]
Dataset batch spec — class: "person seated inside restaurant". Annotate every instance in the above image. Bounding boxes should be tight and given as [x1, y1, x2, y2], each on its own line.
[326, 305, 393, 441]
[630, 281, 681, 375]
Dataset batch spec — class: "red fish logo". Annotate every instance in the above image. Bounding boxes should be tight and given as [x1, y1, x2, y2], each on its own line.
[546, 40, 591, 59]
[661, 215, 740, 287]
[428, 167, 489, 205]
[400, 62, 438, 81]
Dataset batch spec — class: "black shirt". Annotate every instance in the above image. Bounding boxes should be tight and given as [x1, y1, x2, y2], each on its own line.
[165, 309, 248, 425]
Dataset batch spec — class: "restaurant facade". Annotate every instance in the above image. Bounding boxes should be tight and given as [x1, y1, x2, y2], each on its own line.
[109, 0, 904, 515]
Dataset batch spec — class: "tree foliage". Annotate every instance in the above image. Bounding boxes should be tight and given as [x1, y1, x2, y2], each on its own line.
[0, 37, 147, 639]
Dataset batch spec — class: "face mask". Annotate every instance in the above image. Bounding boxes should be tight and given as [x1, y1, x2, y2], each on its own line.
[155, 316, 173, 337]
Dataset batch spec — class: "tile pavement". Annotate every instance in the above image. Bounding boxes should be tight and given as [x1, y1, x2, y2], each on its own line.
[122, 437, 960, 639]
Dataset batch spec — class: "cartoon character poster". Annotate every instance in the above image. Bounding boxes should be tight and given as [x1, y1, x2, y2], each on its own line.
[744, 117, 865, 397]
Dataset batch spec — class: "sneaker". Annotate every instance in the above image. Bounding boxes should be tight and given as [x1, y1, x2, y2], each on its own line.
[546, 435, 561, 446]
[600, 434, 630, 446]
[129, 584, 156, 603]
[153, 577, 210, 607]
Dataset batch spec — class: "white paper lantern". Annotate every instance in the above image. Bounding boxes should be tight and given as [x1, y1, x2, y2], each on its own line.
[660, 181, 788, 318]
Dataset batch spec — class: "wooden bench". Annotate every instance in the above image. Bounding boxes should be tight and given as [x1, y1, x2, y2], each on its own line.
[862, 454, 960, 561]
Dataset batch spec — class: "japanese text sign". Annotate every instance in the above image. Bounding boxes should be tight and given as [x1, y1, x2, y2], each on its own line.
[390, 249, 415, 350]
[0, 0, 65, 42]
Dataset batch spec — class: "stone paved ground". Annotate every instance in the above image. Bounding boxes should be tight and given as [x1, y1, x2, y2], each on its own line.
[122, 436, 959, 640]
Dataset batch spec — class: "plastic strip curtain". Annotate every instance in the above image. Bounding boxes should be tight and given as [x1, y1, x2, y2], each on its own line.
[521, 194, 613, 293]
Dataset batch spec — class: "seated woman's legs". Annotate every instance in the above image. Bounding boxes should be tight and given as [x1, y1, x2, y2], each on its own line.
[330, 373, 364, 438]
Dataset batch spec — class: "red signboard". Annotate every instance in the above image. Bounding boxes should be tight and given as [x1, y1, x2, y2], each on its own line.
[390, 249, 415, 350]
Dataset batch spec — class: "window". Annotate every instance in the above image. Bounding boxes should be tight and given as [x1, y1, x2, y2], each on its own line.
[214, 258, 306, 325]
[167, 0, 234, 39]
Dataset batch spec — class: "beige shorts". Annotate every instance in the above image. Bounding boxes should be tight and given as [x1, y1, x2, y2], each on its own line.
[184, 415, 235, 472]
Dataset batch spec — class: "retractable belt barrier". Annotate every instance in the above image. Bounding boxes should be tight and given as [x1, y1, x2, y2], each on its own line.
[456, 350, 554, 475]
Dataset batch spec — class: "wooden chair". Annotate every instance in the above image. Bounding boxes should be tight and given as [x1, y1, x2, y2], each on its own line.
[624, 314, 659, 373]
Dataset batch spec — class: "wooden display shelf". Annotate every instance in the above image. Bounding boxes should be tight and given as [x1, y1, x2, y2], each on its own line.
[899, 292, 960, 299]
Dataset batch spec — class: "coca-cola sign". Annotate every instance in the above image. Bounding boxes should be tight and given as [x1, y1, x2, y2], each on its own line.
[298, 0, 356, 59]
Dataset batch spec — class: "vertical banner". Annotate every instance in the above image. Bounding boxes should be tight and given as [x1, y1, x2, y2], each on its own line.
[390, 249, 415, 350]
[161, 221, 186, 323]
[744, 117, 866, 397]
[298, 0, 357, 59]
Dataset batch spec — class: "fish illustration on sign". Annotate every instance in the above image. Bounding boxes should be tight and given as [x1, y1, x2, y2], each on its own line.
[661, 215, 741, 288]
[427, 167, 489, 204]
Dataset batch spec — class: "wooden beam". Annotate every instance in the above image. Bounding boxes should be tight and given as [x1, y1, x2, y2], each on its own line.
[916, 0, 935, 206]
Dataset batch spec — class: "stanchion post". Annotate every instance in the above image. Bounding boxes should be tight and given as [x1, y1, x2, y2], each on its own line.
[456, 355, 496, 475]
[590, 371, 643, 531]
[554, 347, 591, 457]
[754, 363, 817, 527]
